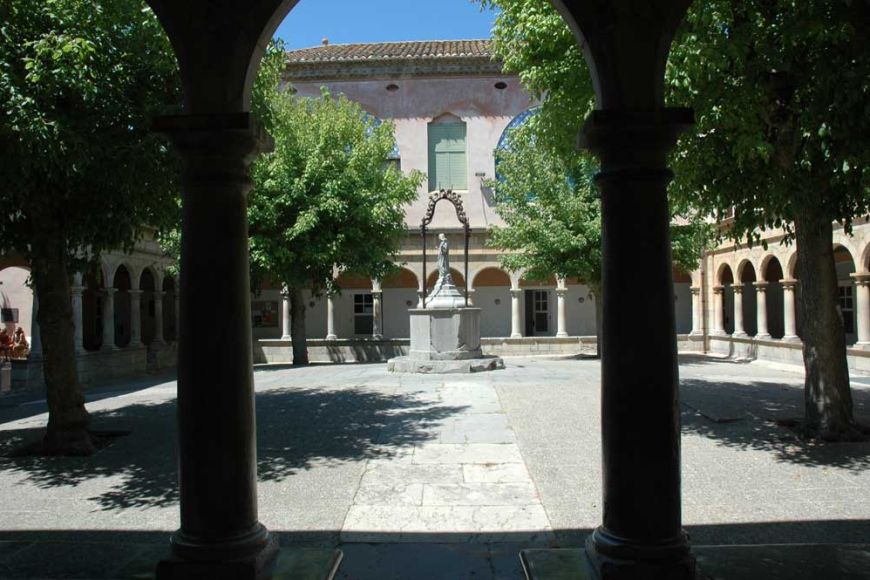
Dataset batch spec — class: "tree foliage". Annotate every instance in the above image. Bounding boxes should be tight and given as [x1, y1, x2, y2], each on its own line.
[668, 0, 870, 242]
[0, 0, 181, 453]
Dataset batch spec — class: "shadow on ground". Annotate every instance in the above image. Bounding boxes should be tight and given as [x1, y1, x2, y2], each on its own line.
[2, 521, 870, 579]
[680, 377, 870, 471]
[0, 386, 466, 511]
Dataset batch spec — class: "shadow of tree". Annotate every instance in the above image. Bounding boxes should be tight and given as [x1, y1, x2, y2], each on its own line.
[0, 385, 466, 511]
[680, 378, 870, 471]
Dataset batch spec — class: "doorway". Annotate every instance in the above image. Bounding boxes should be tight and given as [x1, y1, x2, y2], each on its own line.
[525, 289, 550, 336]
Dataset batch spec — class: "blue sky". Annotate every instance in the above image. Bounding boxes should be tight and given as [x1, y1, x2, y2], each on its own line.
[276, 0, 497, 50]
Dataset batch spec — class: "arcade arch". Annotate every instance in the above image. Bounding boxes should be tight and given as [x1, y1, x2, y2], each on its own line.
[381, 267, 419, 338]
[471, 267, 511, 337]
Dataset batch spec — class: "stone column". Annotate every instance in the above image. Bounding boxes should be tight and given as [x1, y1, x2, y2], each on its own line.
[782, 279, 799, 341]
[712, 286, 725, 335]
[510, 289, 522, 338]
[174, 292, 180, 343]
[154, 114, 276, 576]
[102, 288, 117, 351]
[689, 286, 703, 335]
[326, 294, 337, 340]
[465, 288, 476, 306]
[371, 290, 383, 339]
[581, 109, 695, 577]
[129, 289, 143, 347]
[732, 285, 747, 337]
[850, 273, 870, 348]
[70, 279, 85, 353]
[555, 288, 568, 337]
[153, 290, 165, 345]
[754, 281, 770, 339]
[29, 294, 42, 358]
[280, 288, 291, 340]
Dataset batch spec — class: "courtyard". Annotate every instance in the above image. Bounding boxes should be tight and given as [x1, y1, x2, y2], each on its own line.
[0, 355, 868, 578]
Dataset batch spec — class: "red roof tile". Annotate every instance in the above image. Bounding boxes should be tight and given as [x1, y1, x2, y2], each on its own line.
[285, 40, 493, 64]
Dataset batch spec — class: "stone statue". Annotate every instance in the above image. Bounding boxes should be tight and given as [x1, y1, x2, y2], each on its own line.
[437, 233, 450, 277]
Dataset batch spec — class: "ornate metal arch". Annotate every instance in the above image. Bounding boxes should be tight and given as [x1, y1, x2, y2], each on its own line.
[421, 189, 471, 308]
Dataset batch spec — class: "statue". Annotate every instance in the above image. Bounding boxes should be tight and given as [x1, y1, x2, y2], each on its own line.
[437, 233, 450, 277]
[12, 327, 29, 359]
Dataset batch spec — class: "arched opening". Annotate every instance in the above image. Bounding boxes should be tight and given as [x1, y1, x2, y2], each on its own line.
[673, 266, 692, 334]
[381, 267, 419, 338]
[763, 257, 785, 339]
[737, 261, 757, 336]
[162, 276, 177, 342]
[139, 269, 157, 346]
[718, 264, 735, 335]
[82, 264, 104, 351]
[0, 266, 34, 347]
[113, 265, 132, 348]
[834, 245, 857, 345]
[519, 274, 556, 336]
[472, 267, 511, 337]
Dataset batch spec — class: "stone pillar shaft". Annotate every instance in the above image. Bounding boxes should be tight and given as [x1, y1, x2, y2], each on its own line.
[372, 291, 383, 339]
[582, 109, 694, 576]
[782, 279, 799, 341]
[712, 286, 724, 335]
[689, 286, 702, 335]
[71, 285, 85, 353]
[326, 295, 337, 340]
[153, 291, 165, 345]
[510, 289, 522, 338]
[129, 289, 143, 347]
[154, 113, 275, 572]
[102, 288, 117, 350]
[851, 273, 870, 346]
[732, 285, 746, 337]
[556, 288, 568, 337]
[754, 282, 770, 338]
[281, 290, 291, 340]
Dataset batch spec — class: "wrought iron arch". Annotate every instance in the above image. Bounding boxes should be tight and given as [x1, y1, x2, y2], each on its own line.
[421, 189, 470, 308]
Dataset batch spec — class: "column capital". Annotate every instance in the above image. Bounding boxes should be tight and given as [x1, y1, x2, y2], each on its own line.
[850, 272, 870, 286]
[732, 285, 744, 294]
[781, 278, 799, 289]
[555, 287, 568, 297]
[690, 286, 701, 295]
[712, 285, 724, 295]
[71, 285, 85, 296]
[128, 289, 143, 297]
[371, 290, 383, 297]
[104, 287, 117, 297]
[752, 281, 769, 291]
[510, 288, 523, 298]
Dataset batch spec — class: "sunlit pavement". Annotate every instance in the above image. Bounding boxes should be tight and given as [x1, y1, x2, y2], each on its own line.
[1, 355, 869, 578]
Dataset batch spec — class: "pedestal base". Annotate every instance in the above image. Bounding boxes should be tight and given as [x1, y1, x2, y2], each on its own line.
[520, 545, 697, 580]
[387, 355, 504, 374]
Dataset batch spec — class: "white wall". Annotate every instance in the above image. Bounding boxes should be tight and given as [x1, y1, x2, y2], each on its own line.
[383, 288, 418, 338]
[674, 282, 692, 334]
[474, 286, 512, 337]
[566, 285, 598, 336]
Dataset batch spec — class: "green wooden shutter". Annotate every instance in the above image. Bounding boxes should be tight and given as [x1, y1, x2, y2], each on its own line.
[428, 123, 467, 190]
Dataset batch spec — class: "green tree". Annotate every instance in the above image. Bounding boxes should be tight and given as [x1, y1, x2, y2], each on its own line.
[0, 0, 180, 454]
[482, 0, 868, 439]
[249, 49, 422, 364]
[668, 1, 870, 438]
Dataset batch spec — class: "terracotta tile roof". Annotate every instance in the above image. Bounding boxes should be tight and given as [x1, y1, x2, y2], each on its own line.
[285, 40, 493, 64]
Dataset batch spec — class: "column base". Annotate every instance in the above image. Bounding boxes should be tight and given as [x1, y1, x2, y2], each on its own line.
[688, 330, 704, 337]
[280, 335, 291, 340]
[510, 333, 522, 339]
[556, 332, 569, 338]
[325, 334, 338, 340]
[755, 333, 772, 340]
[157, 524, 278, 580]
[853, 342, 870, 351]
[732, 331, 748, 338]
[583, 528, 697, 580]
[782, 335, 801, 343]
[372, 334, 384, 340]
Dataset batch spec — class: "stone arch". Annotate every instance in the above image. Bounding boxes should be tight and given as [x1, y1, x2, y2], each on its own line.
[139, 268, 158, 346]
[785, 251, 799, 280]
[162, 275, 178, 342]
[112, 265, 133, 348]
[716, 263, 734, 286]
[716, 264, 735, 334]
[736, 260, 757, 336]
[834, 244, 857, 345]
[762, 256, 785, 339]
[82, 263, 105, 351]
[472, 267, 511, 289]
[519, 274, 557, 287]
[861, 240, 870, 272]
[472, 267, 512, 338]
[336, 272, 373, 290]
[736, 259, 756, 283]
[382, 268, 418, 290]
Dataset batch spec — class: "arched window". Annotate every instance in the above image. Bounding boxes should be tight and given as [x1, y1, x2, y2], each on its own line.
[428, 113, 467, 191]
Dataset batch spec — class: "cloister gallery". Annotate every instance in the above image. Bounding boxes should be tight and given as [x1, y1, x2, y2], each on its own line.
[2, 40, 868, 389]
[1, 1, 868, 578]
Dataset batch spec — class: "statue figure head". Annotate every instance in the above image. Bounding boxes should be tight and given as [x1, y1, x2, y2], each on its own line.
[438, 233, 447, 242]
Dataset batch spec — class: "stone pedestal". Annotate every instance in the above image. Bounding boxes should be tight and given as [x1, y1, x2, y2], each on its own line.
[387, 308, 503, 373]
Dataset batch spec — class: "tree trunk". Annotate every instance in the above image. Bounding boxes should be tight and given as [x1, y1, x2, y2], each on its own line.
[794, 213, 855, 439]
[289, 286, 308, 365]
[30, 232, 94, 455]
[591, 284, 602, 359]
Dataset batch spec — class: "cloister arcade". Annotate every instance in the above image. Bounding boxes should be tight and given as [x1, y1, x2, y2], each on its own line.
[697, 230, 870, 352]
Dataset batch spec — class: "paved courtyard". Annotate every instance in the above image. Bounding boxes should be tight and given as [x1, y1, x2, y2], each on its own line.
[1, 355, 869, 578]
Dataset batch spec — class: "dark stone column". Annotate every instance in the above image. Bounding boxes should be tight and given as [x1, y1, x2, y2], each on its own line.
[581, 108, 696, 580]
[154, 113, 277, 580]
